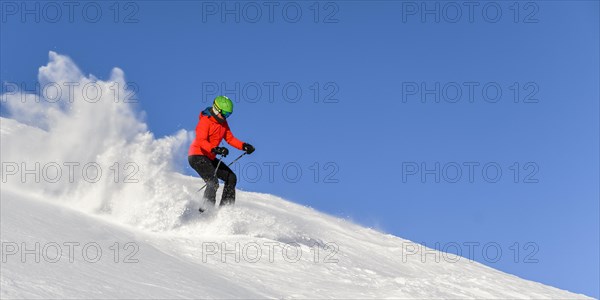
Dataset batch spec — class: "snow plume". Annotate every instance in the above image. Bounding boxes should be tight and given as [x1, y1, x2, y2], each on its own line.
[1, 52, 192, 230]
[0, 52, 332, 242]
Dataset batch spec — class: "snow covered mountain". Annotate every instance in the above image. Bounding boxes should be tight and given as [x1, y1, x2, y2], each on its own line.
[0, 53, 593, 298]
[0, 120, 592, 300]
[0, 167, 592, 299]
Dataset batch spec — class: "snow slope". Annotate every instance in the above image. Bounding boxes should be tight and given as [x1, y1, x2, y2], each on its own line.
[1, 177, 592, 299]
[0, 52, 593, 298]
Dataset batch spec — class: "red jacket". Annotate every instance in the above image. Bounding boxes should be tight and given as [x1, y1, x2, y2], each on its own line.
[188, 108, 244, 159]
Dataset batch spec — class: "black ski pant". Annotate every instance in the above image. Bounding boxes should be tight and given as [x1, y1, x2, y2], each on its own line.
[188, 155, 237, 207]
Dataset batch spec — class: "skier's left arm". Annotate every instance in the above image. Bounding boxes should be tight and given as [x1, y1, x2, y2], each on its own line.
[224, 125, 244, 150]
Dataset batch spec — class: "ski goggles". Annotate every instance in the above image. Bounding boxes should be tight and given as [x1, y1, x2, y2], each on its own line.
[220, 110, 232, 118]
[214, 104, 232, 118]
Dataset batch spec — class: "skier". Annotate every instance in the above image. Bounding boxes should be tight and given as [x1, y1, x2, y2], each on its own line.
[188, 96, 255, 212]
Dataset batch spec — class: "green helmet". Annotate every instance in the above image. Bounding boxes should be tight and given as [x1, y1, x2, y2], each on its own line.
[213, 95, 233, 118]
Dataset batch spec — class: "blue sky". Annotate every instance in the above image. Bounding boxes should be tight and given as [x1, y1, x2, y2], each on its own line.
[1, 1, 598, 297]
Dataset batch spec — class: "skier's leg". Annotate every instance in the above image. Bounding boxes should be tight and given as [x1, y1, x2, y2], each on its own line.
[214, 161, 237, 206]
[188, 155, 218, 206]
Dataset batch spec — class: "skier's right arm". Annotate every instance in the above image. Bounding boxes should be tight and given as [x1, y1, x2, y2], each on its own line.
[196, 116, 214, 153]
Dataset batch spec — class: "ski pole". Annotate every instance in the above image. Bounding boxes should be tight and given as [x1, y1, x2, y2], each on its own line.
[213, 156, 223, 177]
[197, 155, 223, 192]
[226, 152, 247, 167]
[197, 152, 247, 192]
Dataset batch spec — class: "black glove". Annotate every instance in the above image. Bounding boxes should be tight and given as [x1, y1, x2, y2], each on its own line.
[211, 146, 229, 157]
[242, 143, 255, 154]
